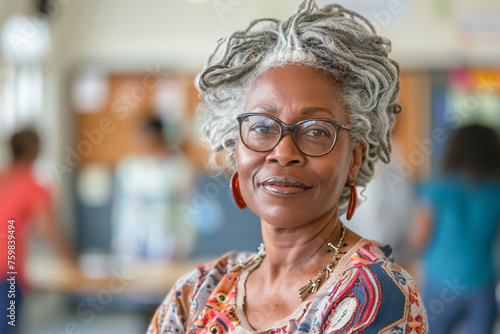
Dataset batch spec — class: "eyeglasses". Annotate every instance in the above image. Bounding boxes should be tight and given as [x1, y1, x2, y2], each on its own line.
[236, 113, 351, 157]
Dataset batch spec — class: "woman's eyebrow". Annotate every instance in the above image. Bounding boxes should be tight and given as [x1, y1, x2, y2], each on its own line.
[301, 107, 333, 115]
[250, 105, 278, 113]
[250, 106, 334, 115]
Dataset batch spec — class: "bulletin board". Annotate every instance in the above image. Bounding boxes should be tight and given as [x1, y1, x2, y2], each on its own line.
[71, 69, 204, 169]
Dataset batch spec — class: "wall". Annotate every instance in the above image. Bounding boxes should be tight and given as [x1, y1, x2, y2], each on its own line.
[47, 0, 500, 69]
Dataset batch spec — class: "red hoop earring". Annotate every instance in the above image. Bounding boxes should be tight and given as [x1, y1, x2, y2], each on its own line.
[346, 182, 357, 221]
[230, 171, 247, 209]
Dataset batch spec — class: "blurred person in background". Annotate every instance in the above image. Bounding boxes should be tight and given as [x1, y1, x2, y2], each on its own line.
[411, 124, 500, 334]
[111, 115, 195, 262]
[0, 129, 78, 334]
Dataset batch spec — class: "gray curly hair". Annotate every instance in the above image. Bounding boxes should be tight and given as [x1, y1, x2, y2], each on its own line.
[195, 0, 400, 215]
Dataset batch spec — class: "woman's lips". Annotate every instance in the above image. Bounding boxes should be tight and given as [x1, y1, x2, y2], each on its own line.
[260, 177, 311, 195]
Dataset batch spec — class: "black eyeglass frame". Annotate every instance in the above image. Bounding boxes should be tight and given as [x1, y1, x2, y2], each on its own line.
[236, 113, 352, 157]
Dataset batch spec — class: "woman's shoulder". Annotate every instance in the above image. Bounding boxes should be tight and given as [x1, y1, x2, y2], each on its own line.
[322, 239, 428, 333]
[171, 250, 257, 289]
[148, 251, 257, 333]
[343, 239, 420, 294]
[198, 250, 256, 273]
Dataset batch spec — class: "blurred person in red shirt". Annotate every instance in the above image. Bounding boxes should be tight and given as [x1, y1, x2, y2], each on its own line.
[0, 129, 77, 333]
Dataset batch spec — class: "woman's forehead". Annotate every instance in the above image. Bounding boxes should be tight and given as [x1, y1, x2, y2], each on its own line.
[244, 65, 348, 122]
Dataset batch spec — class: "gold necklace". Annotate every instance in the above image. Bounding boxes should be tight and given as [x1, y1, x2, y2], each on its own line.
[298, 224, 346, 301]
[238, 223, 346, 301]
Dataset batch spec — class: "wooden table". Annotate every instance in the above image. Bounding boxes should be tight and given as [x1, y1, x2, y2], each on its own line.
[25, 255, 210, 295]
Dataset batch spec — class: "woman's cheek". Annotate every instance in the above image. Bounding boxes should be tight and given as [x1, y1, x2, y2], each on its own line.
[235, 146, 263, 206]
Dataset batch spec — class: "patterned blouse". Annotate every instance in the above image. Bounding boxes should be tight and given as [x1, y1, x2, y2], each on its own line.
[147, 239, 428, 333]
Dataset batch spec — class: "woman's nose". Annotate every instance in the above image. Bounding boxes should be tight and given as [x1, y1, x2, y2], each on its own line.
[265, 132, 306, 167]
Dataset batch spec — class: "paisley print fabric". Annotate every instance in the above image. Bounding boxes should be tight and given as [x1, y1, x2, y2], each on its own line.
[147, 240, 428, 333]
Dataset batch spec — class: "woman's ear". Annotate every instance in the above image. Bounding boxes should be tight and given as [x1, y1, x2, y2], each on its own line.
[348, 142, 364, 181]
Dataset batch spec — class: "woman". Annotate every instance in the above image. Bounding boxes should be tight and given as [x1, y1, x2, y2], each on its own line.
[411, 124, 500, 334]
[148, 1, 428, 333]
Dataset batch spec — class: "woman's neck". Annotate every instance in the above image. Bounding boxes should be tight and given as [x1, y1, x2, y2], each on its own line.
[259, 209, 342, 280]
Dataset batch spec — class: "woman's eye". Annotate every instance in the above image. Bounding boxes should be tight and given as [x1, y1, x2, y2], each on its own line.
[251, 125, 270, 133]
[303, 128, 331, 137]
[309, 129, 325, 137]
[249, 121, 278, 134]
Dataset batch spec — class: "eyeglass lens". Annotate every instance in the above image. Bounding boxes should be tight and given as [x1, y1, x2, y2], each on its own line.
[239, 114, 338, 156]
